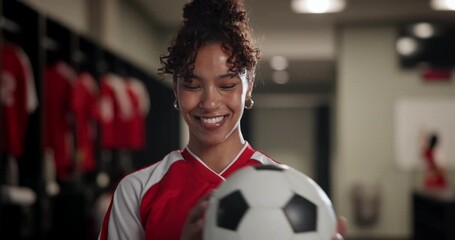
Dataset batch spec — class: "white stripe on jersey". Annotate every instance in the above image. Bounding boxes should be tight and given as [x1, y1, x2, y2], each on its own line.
[251, 151, 281, 166]
[103, 151, 184, 240]
[16, 47, 38, 112]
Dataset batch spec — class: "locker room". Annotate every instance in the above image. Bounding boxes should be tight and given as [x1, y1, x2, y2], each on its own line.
[1, 0, 455, 240]
[0, 1, 180, 239]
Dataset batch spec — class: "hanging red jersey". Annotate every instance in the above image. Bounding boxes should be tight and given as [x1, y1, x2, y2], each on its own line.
[98, 74, 133, 149]
[43, 61, 76, 181]
[71, 72, 98, 172]
[0, 43, 38, 158]
[125, 78, 150, 150]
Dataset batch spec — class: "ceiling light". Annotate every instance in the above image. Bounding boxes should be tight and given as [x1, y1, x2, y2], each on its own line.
[270, 56, 289, 71]
[396, 37, 419, 57]
[412, 22, 435, 39]
[430, 0, 455, 10]
[291, 0, 346, 14]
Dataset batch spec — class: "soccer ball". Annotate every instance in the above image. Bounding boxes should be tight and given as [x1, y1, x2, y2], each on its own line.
[204, 164, 336, 240]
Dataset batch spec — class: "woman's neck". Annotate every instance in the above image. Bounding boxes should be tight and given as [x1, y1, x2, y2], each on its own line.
[188, 135, 246, 174]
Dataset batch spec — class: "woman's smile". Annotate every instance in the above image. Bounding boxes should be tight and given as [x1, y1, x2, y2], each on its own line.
[197, 115, 228, 129]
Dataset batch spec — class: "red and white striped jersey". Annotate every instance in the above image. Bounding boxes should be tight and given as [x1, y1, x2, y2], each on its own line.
[43, 61, 76, 181]
[98, 74, 133, 149]
[99, 143, 279, 240]
[0, 43, 38, 158]
[125, 78, 150, 150]
[71, 72, 98, 172]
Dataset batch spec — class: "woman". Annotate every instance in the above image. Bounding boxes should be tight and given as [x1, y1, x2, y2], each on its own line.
[99, 0, 345, 239]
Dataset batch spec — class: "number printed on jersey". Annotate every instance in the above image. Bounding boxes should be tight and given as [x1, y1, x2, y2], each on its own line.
[1, 72, 16, 106]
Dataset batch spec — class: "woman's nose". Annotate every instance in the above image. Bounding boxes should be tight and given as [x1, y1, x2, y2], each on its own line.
[198, 87, 220, 110]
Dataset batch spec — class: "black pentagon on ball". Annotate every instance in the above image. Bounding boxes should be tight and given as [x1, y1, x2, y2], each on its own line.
[253, 164, 285, 171]
[282, 194, 317, 233]
[217, 190, 249, 231]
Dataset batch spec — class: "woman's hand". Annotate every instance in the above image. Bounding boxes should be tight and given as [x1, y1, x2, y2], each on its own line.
[180, 194, 211, 240]
[333, 216, 347, 240]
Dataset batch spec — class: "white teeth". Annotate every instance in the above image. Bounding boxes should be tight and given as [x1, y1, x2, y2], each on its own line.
[200, 116, 224, 124]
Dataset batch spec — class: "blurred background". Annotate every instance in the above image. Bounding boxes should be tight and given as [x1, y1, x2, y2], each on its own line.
[1, 0, 455, 239]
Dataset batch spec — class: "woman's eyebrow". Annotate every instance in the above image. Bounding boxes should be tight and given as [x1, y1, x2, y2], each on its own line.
[190, 72, 237, 81]
[217, 72, 237, 80]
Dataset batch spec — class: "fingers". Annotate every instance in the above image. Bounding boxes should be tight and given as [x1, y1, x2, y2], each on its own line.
[333, 233, 344, 240]
[332, 216, 347, 240]
[181, 194, 212, 240]
[188, 194, 211, 223]
[337, 216, 347, 236]
[188, 197, 210, 226]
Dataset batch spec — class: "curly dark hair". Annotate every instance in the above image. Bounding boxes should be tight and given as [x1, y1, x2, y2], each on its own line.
[158, 0, 260, 83]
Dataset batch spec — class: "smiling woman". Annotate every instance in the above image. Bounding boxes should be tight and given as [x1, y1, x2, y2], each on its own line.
[97, 1, 343, 240]
[97, 1, 276, 240]
[174, 43, 252, 168]
[157, 0, 261, 174]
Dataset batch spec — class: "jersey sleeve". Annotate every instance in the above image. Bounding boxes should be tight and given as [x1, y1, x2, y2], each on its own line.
[16, 47, 38, 113]
[99, 174, 145, 240]
[130, 78, 150, 115]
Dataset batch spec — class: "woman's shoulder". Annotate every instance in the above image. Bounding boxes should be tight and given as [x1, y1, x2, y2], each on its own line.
[117, 150, 186, 190]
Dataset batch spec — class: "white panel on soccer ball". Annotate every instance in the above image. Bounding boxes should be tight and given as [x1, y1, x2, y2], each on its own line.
[315, 199, 337, 240]
[216, 168, 293, 207]
[237, 208, 293, 240]
[285, 167, 335, 215]
[239, 170, 293, 207]
[283, 168, 323, 204]
[213, 167, 257, 199]
[290, 232, 320, 240]
[204, 224, 242, 240]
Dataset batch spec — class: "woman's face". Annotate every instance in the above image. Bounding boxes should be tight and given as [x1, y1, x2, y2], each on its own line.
[174, 43, 252, 149]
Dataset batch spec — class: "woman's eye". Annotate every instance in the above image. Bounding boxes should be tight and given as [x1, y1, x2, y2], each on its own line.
[220, 83, 238, 90]
[183, 84, 200, 89]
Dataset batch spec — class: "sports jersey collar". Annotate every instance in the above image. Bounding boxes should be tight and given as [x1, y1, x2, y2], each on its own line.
[181, 142, 255, 182]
